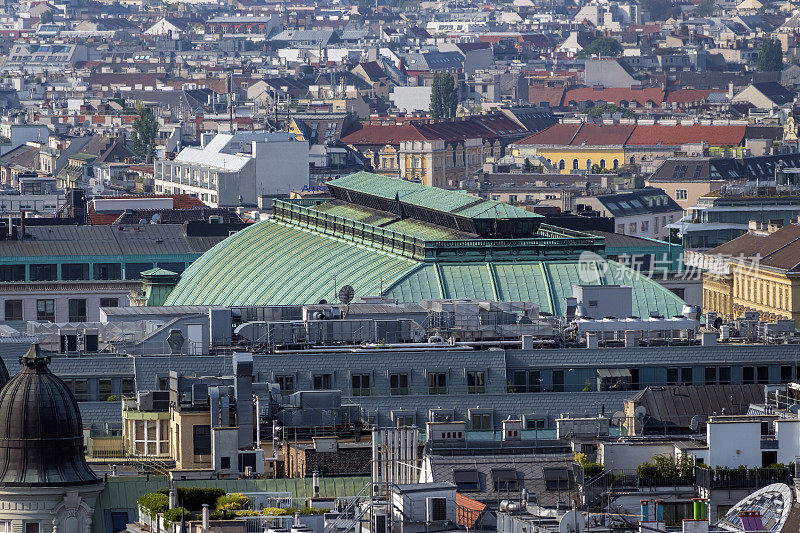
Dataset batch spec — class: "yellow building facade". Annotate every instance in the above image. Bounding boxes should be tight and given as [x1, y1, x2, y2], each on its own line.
[703, 261, 800, 325]
[511, 144, 625, 174]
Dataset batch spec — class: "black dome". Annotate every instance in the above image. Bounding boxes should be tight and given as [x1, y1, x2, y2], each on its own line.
[0, 344, 97, 486]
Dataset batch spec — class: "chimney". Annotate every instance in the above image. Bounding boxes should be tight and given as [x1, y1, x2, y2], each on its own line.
[19, 210, 25, 241]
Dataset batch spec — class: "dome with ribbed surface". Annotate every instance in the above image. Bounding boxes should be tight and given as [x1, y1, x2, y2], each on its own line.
[0, 344, 97, 486]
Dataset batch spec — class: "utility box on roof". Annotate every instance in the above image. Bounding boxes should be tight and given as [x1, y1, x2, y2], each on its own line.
[573, 285, 632, 319]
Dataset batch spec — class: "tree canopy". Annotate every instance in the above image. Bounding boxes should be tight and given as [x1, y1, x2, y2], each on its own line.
[577, 37, 622, 58]
[758, 38, 784, 71]
[132, 101, 158, 161]
[429, 72, 458, 118]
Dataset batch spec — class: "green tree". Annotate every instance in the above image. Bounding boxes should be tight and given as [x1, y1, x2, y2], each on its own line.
[40, 10, 53, 23]
[695, 0, 715, 16]
[587, 103, 635, 118]
[132, 101, 158, 161]
[429, 72, 458, 118]
[758, 38, 784, 71]
[429, 72, 443, 118]
[577, 36, 622, 58]
[642, 0, 676, 20]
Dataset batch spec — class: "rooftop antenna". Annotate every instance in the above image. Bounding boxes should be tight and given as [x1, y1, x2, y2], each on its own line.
[151, 213, 161, 224]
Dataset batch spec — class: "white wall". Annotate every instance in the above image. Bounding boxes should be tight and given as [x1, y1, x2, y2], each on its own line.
[776, 419, 800, 465]
[390, 86, 433, 113]
[599, 442, 676, 470]
[707, 421, 762, 468]
[253, 136, 309, 197]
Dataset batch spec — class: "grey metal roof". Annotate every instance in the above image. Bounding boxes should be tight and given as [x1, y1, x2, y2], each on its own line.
[428, 454, 576, 506]
[0, 224, 224, 258]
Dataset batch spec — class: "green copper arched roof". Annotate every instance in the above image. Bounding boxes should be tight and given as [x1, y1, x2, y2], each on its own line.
[164, 217, 685, 318]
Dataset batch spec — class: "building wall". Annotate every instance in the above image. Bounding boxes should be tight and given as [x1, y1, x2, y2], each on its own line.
[703, 273, 733, 320]
[525, 147, 625, 174]
[645, 179, 721, 211]
[285, 444, 372, 477]
[706, 420, 762, 468]
[171, 409, 213, 470]
[730, 263, 799, 325]
[599, 442, 677, 471]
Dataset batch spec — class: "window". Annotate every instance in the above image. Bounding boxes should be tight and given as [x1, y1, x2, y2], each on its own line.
[61, 263, 89, 280]
[0, 264, 25, 281]
[221, 456, 231, 469]
[572, 159, 579, 170]
[599, 159, 606, 169]
[94, 263, 121, 280]
[313, 374, 332, 390]
[276, 375, 294, 395]
[393, 413, 415, 427]
[122, 378, 135, 394]
[781, 365, 793, 383]
[73, 379, 89, 401]
[757, 366, 769, 385]
[30, 263, 57, 281]
[68, 298, 87, 322]
[157, 262, 185, 274]
[681, 367, 693, 385]
[719, 366, 731, 385]
[470, 411, 492, 430]
[544, 467, 571, 491]
[552, 370, 564, 392]
[100, 298, 119, 308]
[492, 468, 518, 491]
[428, 372, 447, 394]
[453, 469, 480, 491]
[467, 371, 485, 393]
[676, 189, 688, 200]
[559, 159, 565, 170]
[351, 373, 370, 396]
[4, 300, 22, 321]
[193, 425, 211, 455]
[629, 222, 637, 233]
[613, 159, 619, 169]
[743, 366, 755, 384]
[705, 367, 717, 385]
[98, 379, 112, 401]
[667, 367, 679, 385]
[617, 224, 625, 233]
[511, 370, 540, 393]
[641, 220, 649, 233]
[586, 159, 593, 170]
[390, 373, 408, 395]
[125, 262, 153, 280]
[24, 524, 39, 533]
[36, 299, 54, 321]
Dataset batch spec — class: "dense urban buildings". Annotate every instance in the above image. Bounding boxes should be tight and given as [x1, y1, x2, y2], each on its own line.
[1, 0, 800, 532]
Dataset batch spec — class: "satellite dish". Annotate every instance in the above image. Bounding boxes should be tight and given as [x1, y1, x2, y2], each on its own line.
[91, 184, 104, 195]
[151, 213, 161, 224]
[338, 284, 355, 305]
[713, 316, 723, 329]
[558, 510, 586, 533]
[634, 405, 647, 420]
[611, 411, 625, 427]
[690, 415, 704, 432]
[789, 404, 800, 414]
[138, 219, 147, 226]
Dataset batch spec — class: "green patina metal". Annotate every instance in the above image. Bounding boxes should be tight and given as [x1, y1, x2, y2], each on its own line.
[163, 172, 686, 317]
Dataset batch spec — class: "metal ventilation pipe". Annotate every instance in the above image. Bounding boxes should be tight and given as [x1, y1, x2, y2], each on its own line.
[202, 504, 210, 533]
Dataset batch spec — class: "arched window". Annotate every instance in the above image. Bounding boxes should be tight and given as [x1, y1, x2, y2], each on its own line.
[613, 159, 619, 169]
[586, 159, 593, 170]
[599, 159, 606, 169]
[559, 159, 566, 170]
[572, 159, 579, 170]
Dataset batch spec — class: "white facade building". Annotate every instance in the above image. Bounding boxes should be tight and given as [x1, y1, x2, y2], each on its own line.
[155, 132, 310, 207]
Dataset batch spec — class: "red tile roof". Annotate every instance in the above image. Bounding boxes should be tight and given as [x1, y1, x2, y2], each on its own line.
[516, 123, 581, 145]
[340, 114, 528, 145]
[456, 493, 486, 529]
[529, 86, 565, 107]
[571, 123, 636, 146]
[564, 87, 665, 107]
[87, 194, 206, 225]
[626, 124, 747, 146]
